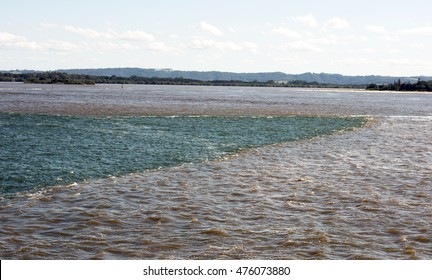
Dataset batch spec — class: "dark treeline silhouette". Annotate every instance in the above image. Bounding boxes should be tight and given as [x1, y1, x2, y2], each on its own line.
[366, 79, 432, 92]
[3, 71, 431, 91]
[0, 71, 361, 88]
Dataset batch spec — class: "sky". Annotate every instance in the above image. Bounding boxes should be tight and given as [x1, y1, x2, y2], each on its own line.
[1, 0, 432, 76]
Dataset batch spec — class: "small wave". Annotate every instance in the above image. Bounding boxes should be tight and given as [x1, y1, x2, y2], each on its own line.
[201, 229, 229, 236]
[386, 116, 432, 120]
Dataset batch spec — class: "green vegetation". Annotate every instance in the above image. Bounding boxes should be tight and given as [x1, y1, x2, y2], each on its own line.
[2, 71, 430, 91]
[0, 71, 360, 88]
[366, 79, 432, 92]
[0, 71, 96, 85]
[57, 67, 430, 85]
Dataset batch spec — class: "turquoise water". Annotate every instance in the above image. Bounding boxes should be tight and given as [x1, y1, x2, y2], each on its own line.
[0, 113, 367, 194]
[1, 85, 431, 260]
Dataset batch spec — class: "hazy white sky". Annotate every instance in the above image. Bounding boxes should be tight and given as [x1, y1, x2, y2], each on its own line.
[1, 0, 432, 76]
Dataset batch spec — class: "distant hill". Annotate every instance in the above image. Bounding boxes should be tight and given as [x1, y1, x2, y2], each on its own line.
[21, 67, 431, 85]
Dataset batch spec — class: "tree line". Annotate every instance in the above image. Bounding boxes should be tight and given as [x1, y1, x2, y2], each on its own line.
[366, 79, 432, 92]
[0, 71, 361, 88]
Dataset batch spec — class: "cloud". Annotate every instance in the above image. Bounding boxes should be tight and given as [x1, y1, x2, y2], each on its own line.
[188, 39, 258, 53]
[324, 17, 350, 30]
[64, 25, 109, 39]
[272, 27, 302, 38]
[281, 41, 322, 52]
[383, 58, 430, 67]
[1, 27, 174, 55]
[241, 42, 259, 53]
[291, 15, 318, 28]
[197, 21, 224, 36]
[0, 31, 140, 52]
[363, 48, 379, 53]
[0, 32, 27, 43]
[408, 43, 426, 49]
[331, 58, 373, 65]
[0, 33, 84, 52]
[40, 22, 59, 29]
[0, 32, 44, 51]
[42, 40, 84, 52]
[398, 25, 432, 36]
[189, 39, 226, 50]
[312, 34, 368, 45]
[276, 55, 307, 65]
[146, 42, 178, 53]
[120, 30, 155, 41]
[365, 25, 387, 34]
[12, 41, 44, 51]
[365, 25, 399, 41]
[229, 27, 237, 33]
[64, 25, 155, 42]
[92, 42, 138, 51]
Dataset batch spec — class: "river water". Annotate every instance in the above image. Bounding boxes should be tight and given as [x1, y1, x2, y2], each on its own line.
[0, 83, 431, 259]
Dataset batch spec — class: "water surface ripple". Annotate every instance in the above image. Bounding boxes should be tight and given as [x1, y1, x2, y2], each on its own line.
[0, 84, 431, 259]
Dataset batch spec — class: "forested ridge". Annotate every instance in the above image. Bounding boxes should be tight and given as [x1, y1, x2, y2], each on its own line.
[57, 67, 429, 85]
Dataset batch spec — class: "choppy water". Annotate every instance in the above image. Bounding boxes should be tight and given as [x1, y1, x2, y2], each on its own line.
[0, 113, 365, 194]
[0, 83, 431, 259]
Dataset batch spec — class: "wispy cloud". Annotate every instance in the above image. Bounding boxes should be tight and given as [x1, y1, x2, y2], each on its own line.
[92, 42, 138, 51]
[43, 40, 84, 52]
[276, 55, 307, 65]
[365, 25, 387, 34]
[407, 43, 426, 49]
[64, 25, 155, 42]
[312, 34, 368, 45]
[365, 25, 399, 41]
[383, 58, 430, 67]
[188, 39, 258, 53]
[291, 15, 318, 28]
[59, 25, 176, 52]
[241, 42, 260, 53]
[0, 32, 43, 51]
[64, 25, 111, 39]
[398, 25, 432, 36]
[197, 21, 224, 36]
[324, 17, 351, 30]
[281, 41, 322, 53]
[146, 42, 178, 53]
[40, 22, 59, 29]
[189, 39, 235, 50]
[120, 30, 155, 41]
[0, 32, 27, 43]
[1, 27, 176, 55]
[272, 27, 302, 38]
[0, 32, 84, 52]
[331, 58, 373, 66]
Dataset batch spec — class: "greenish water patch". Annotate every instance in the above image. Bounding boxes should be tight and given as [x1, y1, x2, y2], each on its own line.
[0, 113, 367, 194]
